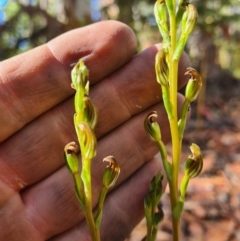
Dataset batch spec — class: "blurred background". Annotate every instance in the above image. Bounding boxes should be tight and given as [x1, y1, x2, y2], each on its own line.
[1, 0, 240, 240]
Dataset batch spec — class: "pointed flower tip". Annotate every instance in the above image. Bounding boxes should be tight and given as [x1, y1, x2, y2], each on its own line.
[144, 111, 161, 142]
[102, 156, 120, 188]
[184, 67, 202, 102]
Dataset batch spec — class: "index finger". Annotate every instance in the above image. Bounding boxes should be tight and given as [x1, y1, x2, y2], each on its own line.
[0, 20, 136, 142]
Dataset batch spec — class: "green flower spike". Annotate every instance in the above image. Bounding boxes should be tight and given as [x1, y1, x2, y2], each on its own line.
[185, 67, 202, 102]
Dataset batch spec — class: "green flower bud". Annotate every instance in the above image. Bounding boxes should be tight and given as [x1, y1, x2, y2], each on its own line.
[154, 0, 166, 25]
[176, 1, 188, 28]
[102, 156, 120, 188]
[64, 142, 79, 174]
[144, 111, 161, 142]
[71, 59, 88, 92]
[154, 0, 170, 47]
[174, 4, 198, 61]
[155, 49, 169, 86]
[78, 123, 97, 160]
[184, 143, 203, 179]
[83, 97, 98, 130]
[71, 59, 90, 114]
[182, 4, 198, 36]
[185, 67, 202, 102]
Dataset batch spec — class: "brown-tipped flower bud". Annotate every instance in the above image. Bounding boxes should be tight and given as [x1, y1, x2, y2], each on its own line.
[184, 143, 203, 179]
[83, 97, 98, 130]
[102, 156, 120, 188]
[182, 4, 198, 36]
[144, 111, 161, 142]
[155, 49, 169, 86]
[78, 123, 97, 160]
[64, 142, 79, 174]
[185, 67, 202, 102]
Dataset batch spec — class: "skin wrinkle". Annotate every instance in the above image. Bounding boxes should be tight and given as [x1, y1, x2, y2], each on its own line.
[0, 129, 53, 185]
[0, 80, 28, 136]
[22, 168, 81, 240]
[106, 75, 132, 120]
[0, 47, 72, 143]
[0, 191, 41, 241]
[109, 50, 157, 117]
[89, 47, 162, 138]
[0, 151, 28, 191]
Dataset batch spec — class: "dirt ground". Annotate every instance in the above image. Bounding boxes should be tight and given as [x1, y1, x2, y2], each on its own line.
[127, 76, 240, 241]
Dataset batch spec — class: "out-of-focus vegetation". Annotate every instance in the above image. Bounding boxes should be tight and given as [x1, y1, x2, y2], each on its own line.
[1, 0, 240, 80]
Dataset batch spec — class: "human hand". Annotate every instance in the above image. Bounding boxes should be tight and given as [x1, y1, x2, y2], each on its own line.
[0, 20, 189, 241]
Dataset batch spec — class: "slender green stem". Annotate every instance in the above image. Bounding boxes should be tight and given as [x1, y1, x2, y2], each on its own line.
[94, 187, 107, 230]
[81, 158, 100, 241]
[168, 10, 181, 241]
[157, 140, 172, 181]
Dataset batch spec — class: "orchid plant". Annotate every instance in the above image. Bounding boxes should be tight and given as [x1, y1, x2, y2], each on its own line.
[143, 1, 203, 241]
[64, 1, 203, 241]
